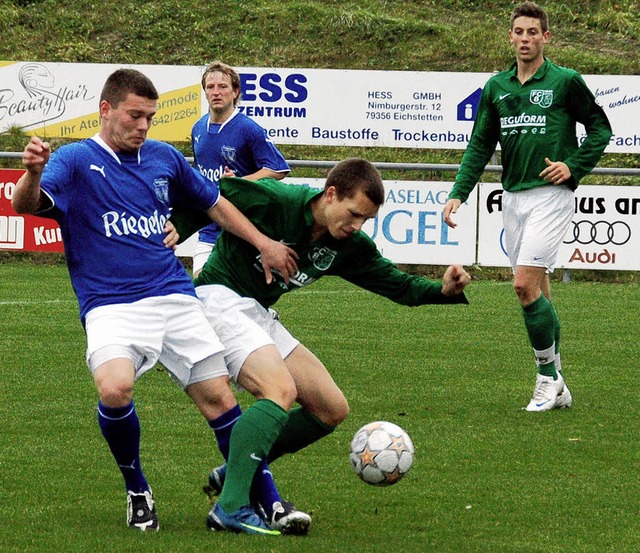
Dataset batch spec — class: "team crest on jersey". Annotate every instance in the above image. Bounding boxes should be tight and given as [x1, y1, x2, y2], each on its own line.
[309, 246, 337, 271]
[221, 146, 237, 164]
[530, 89, 553, 108]
[153, 178, 169, 205]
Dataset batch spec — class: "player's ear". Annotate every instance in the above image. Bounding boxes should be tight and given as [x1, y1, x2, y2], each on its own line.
[325, 186, 337, 203]
[99, 99, 111, 119]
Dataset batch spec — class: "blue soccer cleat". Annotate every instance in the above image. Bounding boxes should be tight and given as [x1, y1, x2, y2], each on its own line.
[206, 503, 281, 536]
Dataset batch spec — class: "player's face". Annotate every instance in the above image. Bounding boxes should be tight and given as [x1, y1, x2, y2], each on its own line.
[100, 93, 157, 153]
[509, 16, 549, 64]
[204, 72, 239, 118]
[324, 187, 379, 240]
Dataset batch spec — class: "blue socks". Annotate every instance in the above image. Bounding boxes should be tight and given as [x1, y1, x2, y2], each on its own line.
[98, 401, 149, 493]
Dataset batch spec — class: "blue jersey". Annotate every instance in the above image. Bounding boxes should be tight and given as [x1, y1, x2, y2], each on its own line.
[191, 109, 289, 244]
[37, 135, 219, 324]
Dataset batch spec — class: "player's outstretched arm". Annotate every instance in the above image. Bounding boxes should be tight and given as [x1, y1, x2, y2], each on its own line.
[207, 196, 298, 284]
[12, 136, 51, 214]
[441, 265, 471, 297]
[443, 198, 461, 229]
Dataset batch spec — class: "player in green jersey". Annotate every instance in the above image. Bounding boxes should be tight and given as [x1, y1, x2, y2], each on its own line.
[443, 2, 612, 411]
[171, 158, 470, 520]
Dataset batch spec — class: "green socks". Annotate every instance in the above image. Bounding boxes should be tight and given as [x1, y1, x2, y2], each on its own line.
[522, 294, 558, 378]
[268, 406, 336, 463]
[218, 399, 287, 513]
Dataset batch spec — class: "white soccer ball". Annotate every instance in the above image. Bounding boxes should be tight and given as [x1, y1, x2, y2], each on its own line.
[349, 421, 414, 486]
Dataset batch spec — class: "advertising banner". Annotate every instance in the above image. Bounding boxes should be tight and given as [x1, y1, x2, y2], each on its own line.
[0, 61, 201, 142]
[1, 61, 638, 152]
[0, 168, 63, 252]
[477, 183, 640, 270]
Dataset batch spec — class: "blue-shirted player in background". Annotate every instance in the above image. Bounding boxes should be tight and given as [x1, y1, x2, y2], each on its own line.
[191, 61, 290, 277]
[13, 68, 300, 536]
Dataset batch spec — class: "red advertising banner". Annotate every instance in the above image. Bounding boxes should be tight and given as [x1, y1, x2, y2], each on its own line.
[0, 168, 64, 252]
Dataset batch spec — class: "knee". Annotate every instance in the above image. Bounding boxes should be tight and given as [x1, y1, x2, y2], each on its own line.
[268, 378, 298, 412]
[188, 376, 238, 418]
[311, 393, 349, 428]
[97, 380, 134, 407]
[513, 280, 536, 305]
[327, 396, 349, 427]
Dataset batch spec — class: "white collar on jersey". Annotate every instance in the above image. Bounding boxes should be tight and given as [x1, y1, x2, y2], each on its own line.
[91, 133, 142, 165]
[207, 107, 239, 134]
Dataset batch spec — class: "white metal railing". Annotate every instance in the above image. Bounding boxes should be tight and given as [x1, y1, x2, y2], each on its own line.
[2, 151, 639, 176]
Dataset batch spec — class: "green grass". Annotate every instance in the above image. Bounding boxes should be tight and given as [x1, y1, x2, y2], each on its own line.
[1, 261, 639, 552]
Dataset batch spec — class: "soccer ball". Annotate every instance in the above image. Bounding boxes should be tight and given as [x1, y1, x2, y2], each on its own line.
[349, 421, 414, 486]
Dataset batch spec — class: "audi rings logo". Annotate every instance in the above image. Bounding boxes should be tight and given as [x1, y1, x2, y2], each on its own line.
[563, 220, 631, 246]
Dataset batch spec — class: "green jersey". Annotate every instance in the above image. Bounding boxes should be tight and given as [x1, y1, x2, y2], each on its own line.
[450, 59, 612, 203]
[183, 177, 468, 309]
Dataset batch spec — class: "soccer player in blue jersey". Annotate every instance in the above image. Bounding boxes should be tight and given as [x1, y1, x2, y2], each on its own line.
[13, 68, 300, 536]
[443, 2, 612, 411]
[191, 61, 290, 277]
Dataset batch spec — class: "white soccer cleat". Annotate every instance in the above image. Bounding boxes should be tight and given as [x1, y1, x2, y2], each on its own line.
[554, 381, 573, 409]
[269, 501, 312, 535]
[524, 373, 565, 412]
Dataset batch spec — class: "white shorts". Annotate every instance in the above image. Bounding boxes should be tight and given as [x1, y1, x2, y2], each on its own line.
[196, 284, 299, 384]
[85, 293, 227, 389]
[192, 239, 214, 275]
[502, 185, 574, 273]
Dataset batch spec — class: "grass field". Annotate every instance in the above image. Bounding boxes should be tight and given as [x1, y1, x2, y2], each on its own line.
[1, 261, 639, 552]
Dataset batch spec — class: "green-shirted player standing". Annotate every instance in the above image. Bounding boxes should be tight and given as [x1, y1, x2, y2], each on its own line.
[173, 158, 470, 523]
[443, 1, 612, 411]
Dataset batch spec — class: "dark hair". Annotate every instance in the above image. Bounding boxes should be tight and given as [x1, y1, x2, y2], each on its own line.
[201, 61, 241, 106]
[325, 158, 385, 206]
[100, 69, 159, 108]
[510, 2, 549, 32]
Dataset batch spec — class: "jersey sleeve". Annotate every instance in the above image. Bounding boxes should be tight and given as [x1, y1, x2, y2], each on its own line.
[337, 234, 469, 306]
[248, 126, 290, 174]
[170, 148, 219, 212]
[170, 175, 276, 244]
[563, 73, 613, 183]
[37, 144, 78, 220]
[449, 80, 501, 203]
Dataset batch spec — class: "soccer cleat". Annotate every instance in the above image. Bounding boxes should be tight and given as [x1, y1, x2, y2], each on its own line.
[203, 464, 226, 503]
[207, 503, 281, 536]
[555, 382, 573, 409]
[127, 489, 159, 532]
[524, 372, 565, 412]
[269, 501, 312, 535]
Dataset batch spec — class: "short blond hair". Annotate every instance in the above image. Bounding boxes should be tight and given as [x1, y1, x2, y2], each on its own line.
[201, 61, 241, 106]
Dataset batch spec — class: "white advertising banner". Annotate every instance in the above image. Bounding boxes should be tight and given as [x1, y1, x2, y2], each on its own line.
[0, 61, 202, 142]
[1, 61, 638, 153]
[477, 183, 640, 270]
[176, 178, 477, 265]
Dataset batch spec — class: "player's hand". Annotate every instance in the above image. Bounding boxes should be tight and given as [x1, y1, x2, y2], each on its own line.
[443, 198, 461, 228]
[540, 157, 571, 185]
[163, 220, 180, 250]
[441, 264, 471, 296]
[22, 136, 51, 175]
[259, 239, 299, 285]
[222, 166, 235, 178]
